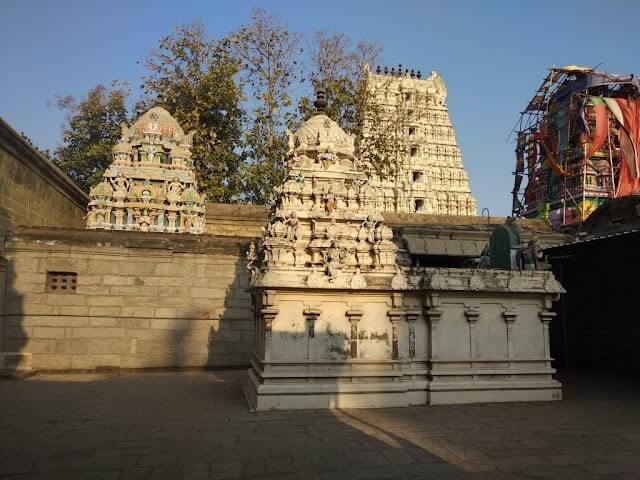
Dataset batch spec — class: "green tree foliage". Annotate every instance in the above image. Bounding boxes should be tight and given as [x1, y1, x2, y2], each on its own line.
[54, 82, 129, 192]
[142, 22, 245, 203]
[54, 13, 392, 204]
[299, 31, 382, 135]
[298, 32, 404, 176]
[229, 8, 303, 204]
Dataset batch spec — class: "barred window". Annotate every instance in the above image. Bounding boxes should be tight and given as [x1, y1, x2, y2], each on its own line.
[46, 272, 77, 293]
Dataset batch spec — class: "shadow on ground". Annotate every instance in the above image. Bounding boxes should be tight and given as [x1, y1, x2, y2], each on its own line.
[1, 369, 640, 479]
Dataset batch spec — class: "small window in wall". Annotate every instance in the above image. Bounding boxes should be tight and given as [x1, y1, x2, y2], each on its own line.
[46, 272, 77, 293]
[412, 171, 424, 183]
[408, 127, 416, 136]
[404, 93, 411, 101]
[410, 146, 418, 157]
[414, 199, 424, 212]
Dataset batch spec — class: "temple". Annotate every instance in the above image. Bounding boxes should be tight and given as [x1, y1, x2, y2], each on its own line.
[245, 92, 563, 410]
[512, 66, 640, 230]
[86, 106, 206, 234]
[360, 65, 477, 215]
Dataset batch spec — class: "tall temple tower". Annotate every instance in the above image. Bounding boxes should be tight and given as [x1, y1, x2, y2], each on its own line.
[360, 65, 477, 215]
[86, 106, 206, 234]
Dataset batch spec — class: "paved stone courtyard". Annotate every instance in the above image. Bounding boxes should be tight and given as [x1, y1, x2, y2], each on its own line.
[1, 370, 639, 480]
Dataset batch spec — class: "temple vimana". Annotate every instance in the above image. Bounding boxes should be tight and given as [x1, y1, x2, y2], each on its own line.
[86, 106, 206, 234]
[1, 64, 570, 409]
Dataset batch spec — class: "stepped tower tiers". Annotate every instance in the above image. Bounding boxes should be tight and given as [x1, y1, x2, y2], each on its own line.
[86, 106, 206, 234]
[361, 64, 477, 215]
[250, 90, 401, 288]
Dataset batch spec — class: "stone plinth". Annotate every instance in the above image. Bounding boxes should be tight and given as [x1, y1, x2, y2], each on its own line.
[245, 268, 564, 410]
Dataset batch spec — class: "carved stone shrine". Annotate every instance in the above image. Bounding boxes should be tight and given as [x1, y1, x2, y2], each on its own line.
[86, 106, 206, 234]
[245, 92, 564, 410]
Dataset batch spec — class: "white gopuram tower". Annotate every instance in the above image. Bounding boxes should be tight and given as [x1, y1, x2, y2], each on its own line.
[361, 65, 477, 215]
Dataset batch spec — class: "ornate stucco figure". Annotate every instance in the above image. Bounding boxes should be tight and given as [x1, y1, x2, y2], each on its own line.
[86, 106, 206, 234]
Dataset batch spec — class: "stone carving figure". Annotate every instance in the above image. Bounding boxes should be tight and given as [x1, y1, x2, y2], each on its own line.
[166, 177, 183, 205]
[264, 216, 276, 237]
[373, 220, 385, 266]
[319, 151, 336, 170]
[374, 220, 385, 244]
[247, 242, 258, 282]
[110, 173, 129, 203]
[284, 212, 299, 243]
[325, 218, 338, 241]
[522, 235, 541, 271]
[360, 216, 376, 244]
[324, 241, 341, 282]
[183, 214, 193, 232]
[488, 216, 523, 270]
[325, 185, 336, 214]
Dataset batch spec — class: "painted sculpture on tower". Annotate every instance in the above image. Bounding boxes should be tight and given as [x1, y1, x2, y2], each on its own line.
[86, 106, 206, 234]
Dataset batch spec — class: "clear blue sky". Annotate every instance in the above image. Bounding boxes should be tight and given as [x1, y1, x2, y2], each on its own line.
[2, 0, 639, 215]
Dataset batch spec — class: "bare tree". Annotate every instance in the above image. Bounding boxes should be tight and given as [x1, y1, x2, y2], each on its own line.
[228, 8, 303, 203]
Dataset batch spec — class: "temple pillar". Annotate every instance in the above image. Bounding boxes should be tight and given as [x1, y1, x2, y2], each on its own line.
[539, 305, 556, 359]
[502, 308, 518, 358]
[405, 310, 421, 359]
[346, 310, 363, 359]
[261, 307, 278, 362]
[464, 306, 481, 359]
[424, 294, 443, 361]
[387, 310, 405, 360]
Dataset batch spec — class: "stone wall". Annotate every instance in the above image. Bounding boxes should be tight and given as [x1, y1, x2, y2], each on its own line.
[0, 202, 566, 373]
[205, 202, 268, 237]
[0, 117, 88, 230]
[1, 228, 253, 371]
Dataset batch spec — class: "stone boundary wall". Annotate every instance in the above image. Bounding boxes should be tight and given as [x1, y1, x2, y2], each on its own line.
[205, 202, 268, 237]
[1, 229, 253, 371]
[0, 117, 88, 230]
[0, 205, 565, 372]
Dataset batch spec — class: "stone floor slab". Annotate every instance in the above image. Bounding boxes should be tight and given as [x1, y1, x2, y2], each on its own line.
[0, 370, 639, 479]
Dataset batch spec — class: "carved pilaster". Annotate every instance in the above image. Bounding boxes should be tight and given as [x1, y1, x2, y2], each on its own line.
[387, 310, 405, 360]
[539, 309, 556, 358]
[260, 307, 278, 361]
[464, 306, 480, 359]
[502, 308, 518, 358]
[424, 307, 443, 360]
[114, 209, 125, 227]
[346, 310, 364, 359]
[405, 310, 421, 359]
